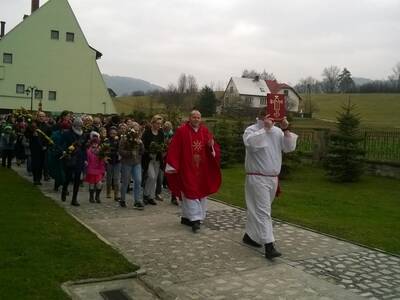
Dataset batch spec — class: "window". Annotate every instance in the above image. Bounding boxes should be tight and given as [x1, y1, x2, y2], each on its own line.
[51, 30, 59, 40]
[260, 87, 265, 92]
[284, 89, 289, 96]
[3, 53, 13, 64]
[16, 84, 25, 94]
[66, 32, 74, 42]
[48, 91, 57, 100]
[260, 97, 266, 105]
[245, 97, 252, 104]
[229, 86, 234, 93]
[35, 90, 43, 99]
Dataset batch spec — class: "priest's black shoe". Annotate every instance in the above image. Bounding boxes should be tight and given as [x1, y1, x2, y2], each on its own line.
[192, 220, 201, 233]
[242, 233, 262, 248]
[181, 217, 193, 227]
[265, 242, 282, 260]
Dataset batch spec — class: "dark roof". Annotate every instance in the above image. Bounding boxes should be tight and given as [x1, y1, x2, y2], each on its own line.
[107, 88, 117, 98]
[265, 80, 302, 100]
[89, 46, 102, 60]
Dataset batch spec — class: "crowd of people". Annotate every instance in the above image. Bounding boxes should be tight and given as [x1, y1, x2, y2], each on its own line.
[1, 107, 298, 259]
[0, 109, 177, 209]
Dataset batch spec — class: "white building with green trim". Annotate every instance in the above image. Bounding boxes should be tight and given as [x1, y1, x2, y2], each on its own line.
[0, 0, 116, 114]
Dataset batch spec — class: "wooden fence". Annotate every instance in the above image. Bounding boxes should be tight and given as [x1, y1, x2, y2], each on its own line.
[294, 128, 400, 163]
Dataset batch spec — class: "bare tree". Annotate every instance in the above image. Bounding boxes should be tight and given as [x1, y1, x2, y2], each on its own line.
[177, 73, 187, 94]
[241, 69, 259, 79]
[295, 76, 320, 93]
[187, 74, 198, 94]
[260, 69, 276, 80]
[388, 62, 400, 90]
[322, 65, 340, 93]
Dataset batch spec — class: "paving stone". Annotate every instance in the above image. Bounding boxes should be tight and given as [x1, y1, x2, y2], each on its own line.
[12, 165, 400, 300]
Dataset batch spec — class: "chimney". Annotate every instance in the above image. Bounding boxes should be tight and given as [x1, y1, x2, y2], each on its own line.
[0, 21, 5, 39]
[31, 0, 39, 13]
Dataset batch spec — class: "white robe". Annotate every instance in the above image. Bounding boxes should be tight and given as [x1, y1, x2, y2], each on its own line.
[243, 120, 298, 244]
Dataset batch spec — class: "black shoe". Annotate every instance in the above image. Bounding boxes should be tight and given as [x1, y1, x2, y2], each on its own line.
[242, 233, 262, 248]
[119, 200, 127, 207]
[192, 220, 201, 233]
[134, 202, 144, 210]
[71, 201, 80, 207]
[265, 243, 282, 260]
[33, 181, 42, 185]
[143, 195, 149, 205]
[171, 196, 179, 206]
[61, 190, 67, 202]
[95, 189, 102, 203]
[180, 217, 193, 227]
[89, 190, 95, 203]
[147, 198, 157, 205]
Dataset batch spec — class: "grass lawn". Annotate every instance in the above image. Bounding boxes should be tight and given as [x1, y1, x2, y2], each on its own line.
[213, 164, 400, 255]
[0, 168, 137, 299]
[304, 93, 400, 128]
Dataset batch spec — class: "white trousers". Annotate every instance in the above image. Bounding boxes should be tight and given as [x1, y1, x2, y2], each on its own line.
[245, 175, 278, 245]
[181, 196, 207, 222]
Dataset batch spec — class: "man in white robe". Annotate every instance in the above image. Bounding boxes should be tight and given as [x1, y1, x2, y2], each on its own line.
[242, 110, 298, 259]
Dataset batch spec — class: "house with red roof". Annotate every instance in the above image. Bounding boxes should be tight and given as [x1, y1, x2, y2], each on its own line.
[221, 76, 301, 113]
[265, 80, 302, 112]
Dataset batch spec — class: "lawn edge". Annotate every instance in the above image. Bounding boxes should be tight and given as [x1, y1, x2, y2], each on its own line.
[209, 196, 400, 258]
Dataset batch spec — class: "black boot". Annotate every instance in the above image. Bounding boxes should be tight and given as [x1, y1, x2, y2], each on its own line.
[181, 217, 193, 227]
[89, 189, 95, 203]
[71, 186, 80, 206]
[61, 189, 67, 202]
[119, 200, 127, 207]
[171, 196, 179, 206]
[71, 197, 80, 206]
[242, 233, 262, 248]
[192, 220, 201, 233]
[95, 189, 102, 203]
[265, 243, 281, 260]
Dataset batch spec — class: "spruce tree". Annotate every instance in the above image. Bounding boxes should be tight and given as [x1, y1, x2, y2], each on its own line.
[213, 119, 234, 168]
[324, 101, 365, 182]
[338, 68, 355, 93]
[197, 86, 217, 117]
[231, 119, 245, 163]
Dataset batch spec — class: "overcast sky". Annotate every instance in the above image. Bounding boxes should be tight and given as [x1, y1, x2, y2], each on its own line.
[3, 0, 400, 88]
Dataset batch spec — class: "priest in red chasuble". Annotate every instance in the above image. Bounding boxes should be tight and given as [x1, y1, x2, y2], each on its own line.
[165, 110, 221, 233]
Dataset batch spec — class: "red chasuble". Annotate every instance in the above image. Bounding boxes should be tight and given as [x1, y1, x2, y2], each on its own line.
[165, 122, 221, 199]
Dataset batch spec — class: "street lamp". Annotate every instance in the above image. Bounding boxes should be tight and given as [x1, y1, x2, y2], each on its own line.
[25, 86, 38, 112]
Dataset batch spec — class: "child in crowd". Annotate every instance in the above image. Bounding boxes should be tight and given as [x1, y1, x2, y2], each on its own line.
[85, 131, 106, 203]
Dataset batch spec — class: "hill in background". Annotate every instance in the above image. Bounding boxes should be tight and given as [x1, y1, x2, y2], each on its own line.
[102, 74, 164, 96]
[353, 77, 373, 86]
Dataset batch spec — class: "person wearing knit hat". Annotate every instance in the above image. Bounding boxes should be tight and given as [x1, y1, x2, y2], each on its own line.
[60, 117, 88, 206]
[72, 117, 83, 136]
[85, 130, 105, 204]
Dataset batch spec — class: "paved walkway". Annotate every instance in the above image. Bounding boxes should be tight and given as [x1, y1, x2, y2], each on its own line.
[14, 166, 400, 300]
